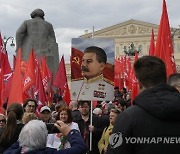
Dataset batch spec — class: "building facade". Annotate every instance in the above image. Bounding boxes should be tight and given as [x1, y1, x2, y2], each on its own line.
[80, 19, 180, 72]
[66, 19, 180, 86]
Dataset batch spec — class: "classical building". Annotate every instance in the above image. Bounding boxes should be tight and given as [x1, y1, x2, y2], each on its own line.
[80, 19, 180, 72]
[66, 19, 180, 86]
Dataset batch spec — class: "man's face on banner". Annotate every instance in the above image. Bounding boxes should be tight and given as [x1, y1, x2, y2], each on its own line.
[81, 52, 105, 80]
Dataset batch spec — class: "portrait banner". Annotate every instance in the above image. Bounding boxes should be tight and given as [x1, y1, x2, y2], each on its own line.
[71, 38, 114, 101]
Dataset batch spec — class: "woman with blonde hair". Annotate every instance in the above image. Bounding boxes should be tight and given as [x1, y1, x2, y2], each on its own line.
[98, 108, 121, 154]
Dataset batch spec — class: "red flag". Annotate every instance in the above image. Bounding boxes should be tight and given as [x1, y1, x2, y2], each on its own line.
[8, 49, 24, 106]
[63, 84, 71, 106]
[0, 70, 4, 107]
[53, 55, 67, 90]
[131, 52, 139, 105]
[1, 52, 13, 104]
[71, 48, 83, 79]
[54, 55, 70, 104]
[0, 32, 5, 67]
[41, 56, 51, 92]
[36, 66, 47, 105]
[0, 32, 5, 53]
[23, 50, 36, 92]
[114, 57, 124, 89]
[47, 73, 53, 106]
[149, 29, 155, 56]
[154, 0, 176, 76]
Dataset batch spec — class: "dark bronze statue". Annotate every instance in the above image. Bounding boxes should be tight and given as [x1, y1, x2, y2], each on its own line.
[123, 42, 142, 56]
[16, 8, 59, 75]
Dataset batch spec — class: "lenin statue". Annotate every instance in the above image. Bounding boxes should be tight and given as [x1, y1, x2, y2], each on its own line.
[16, 8, 59, 76]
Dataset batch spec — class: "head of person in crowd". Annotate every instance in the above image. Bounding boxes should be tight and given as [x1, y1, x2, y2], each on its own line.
[5, 120, 87, 154]
[23, 98, 38, 113]
[22, 112, 37, 124]
[19, 120, 47, 151]
[78, 101, 91, 116]
[39, 106, 51, 123]
[0, 113, 6, 129]
[167, 73, 180, 92]
[69, 101, 78, 111]
[123, 92, 131, 101]
[109, 108, 121, 126]
[93, 108, 102, 117]
[103, 102, 115, 115]
[81, 46, 107, 80]
[114, 86, 120, 94]
[134, 56, 167, 92]
[0, 103, 24, 144]
[56, 107, 73, 124]
[116, 99, 128, 111]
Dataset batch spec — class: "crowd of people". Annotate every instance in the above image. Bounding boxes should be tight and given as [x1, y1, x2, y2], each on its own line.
[0, 84, 127, 154]
[0, 56, 180, 154]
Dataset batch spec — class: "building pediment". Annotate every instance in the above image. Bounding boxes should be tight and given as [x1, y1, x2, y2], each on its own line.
[80, 19, 160, 38]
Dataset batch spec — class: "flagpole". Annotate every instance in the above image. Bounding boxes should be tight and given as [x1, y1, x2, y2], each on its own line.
[90, 100, 93, 151]
[90, 26, 94, 151]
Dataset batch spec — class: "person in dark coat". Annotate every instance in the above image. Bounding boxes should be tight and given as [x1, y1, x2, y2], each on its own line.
[167, 73, 180, 92]
[4, 120, 87, 154]
[107, 56, 180, 154]
[75, 101, 109, 154]
[0, 103, 24, 153]
[69, 101, 81, 121]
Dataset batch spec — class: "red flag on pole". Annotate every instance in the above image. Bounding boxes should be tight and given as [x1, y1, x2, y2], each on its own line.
[23, 50, 36, 92]
[53, 55, 70, 104]
[41, 56, 51, 92]
[36, 66, 47, 106]
[1, 52, 13, 104]
[63, 84, 71, 106]
[149, 29, 155, 56]
[53, 55, 67, 90]
[154, 0, 176, 76]
[71, 48, 83, 79]
[8, 49, 24, 106]
[131, 52, 139, 105]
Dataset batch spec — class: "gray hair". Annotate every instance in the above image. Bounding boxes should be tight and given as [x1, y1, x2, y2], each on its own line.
[19, 120, 48, 149]
[69, 101, 78, 107]
[93, 108, 102, 115]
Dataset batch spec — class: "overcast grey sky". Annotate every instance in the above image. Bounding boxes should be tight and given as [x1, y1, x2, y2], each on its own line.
[0, 0, 180, 64]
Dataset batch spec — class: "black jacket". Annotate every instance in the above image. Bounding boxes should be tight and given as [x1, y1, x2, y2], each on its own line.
[0, 123, 24, 153]
[108, 84, 180, 154]
[75, 114, 109, 154]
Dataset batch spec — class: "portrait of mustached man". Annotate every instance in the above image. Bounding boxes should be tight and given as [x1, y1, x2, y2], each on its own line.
[71, 46, 114, 101]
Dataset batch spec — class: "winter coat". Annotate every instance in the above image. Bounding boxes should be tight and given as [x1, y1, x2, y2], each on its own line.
[108, 84, 180, 154]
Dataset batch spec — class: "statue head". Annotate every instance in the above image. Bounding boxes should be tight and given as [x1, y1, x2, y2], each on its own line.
[31, 9, 45, 19]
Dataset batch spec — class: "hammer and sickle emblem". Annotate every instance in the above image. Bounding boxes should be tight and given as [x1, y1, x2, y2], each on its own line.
[72, 56, 80, 65]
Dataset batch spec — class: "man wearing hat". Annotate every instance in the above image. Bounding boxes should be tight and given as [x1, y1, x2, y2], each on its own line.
[39, 106, 53, 123]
